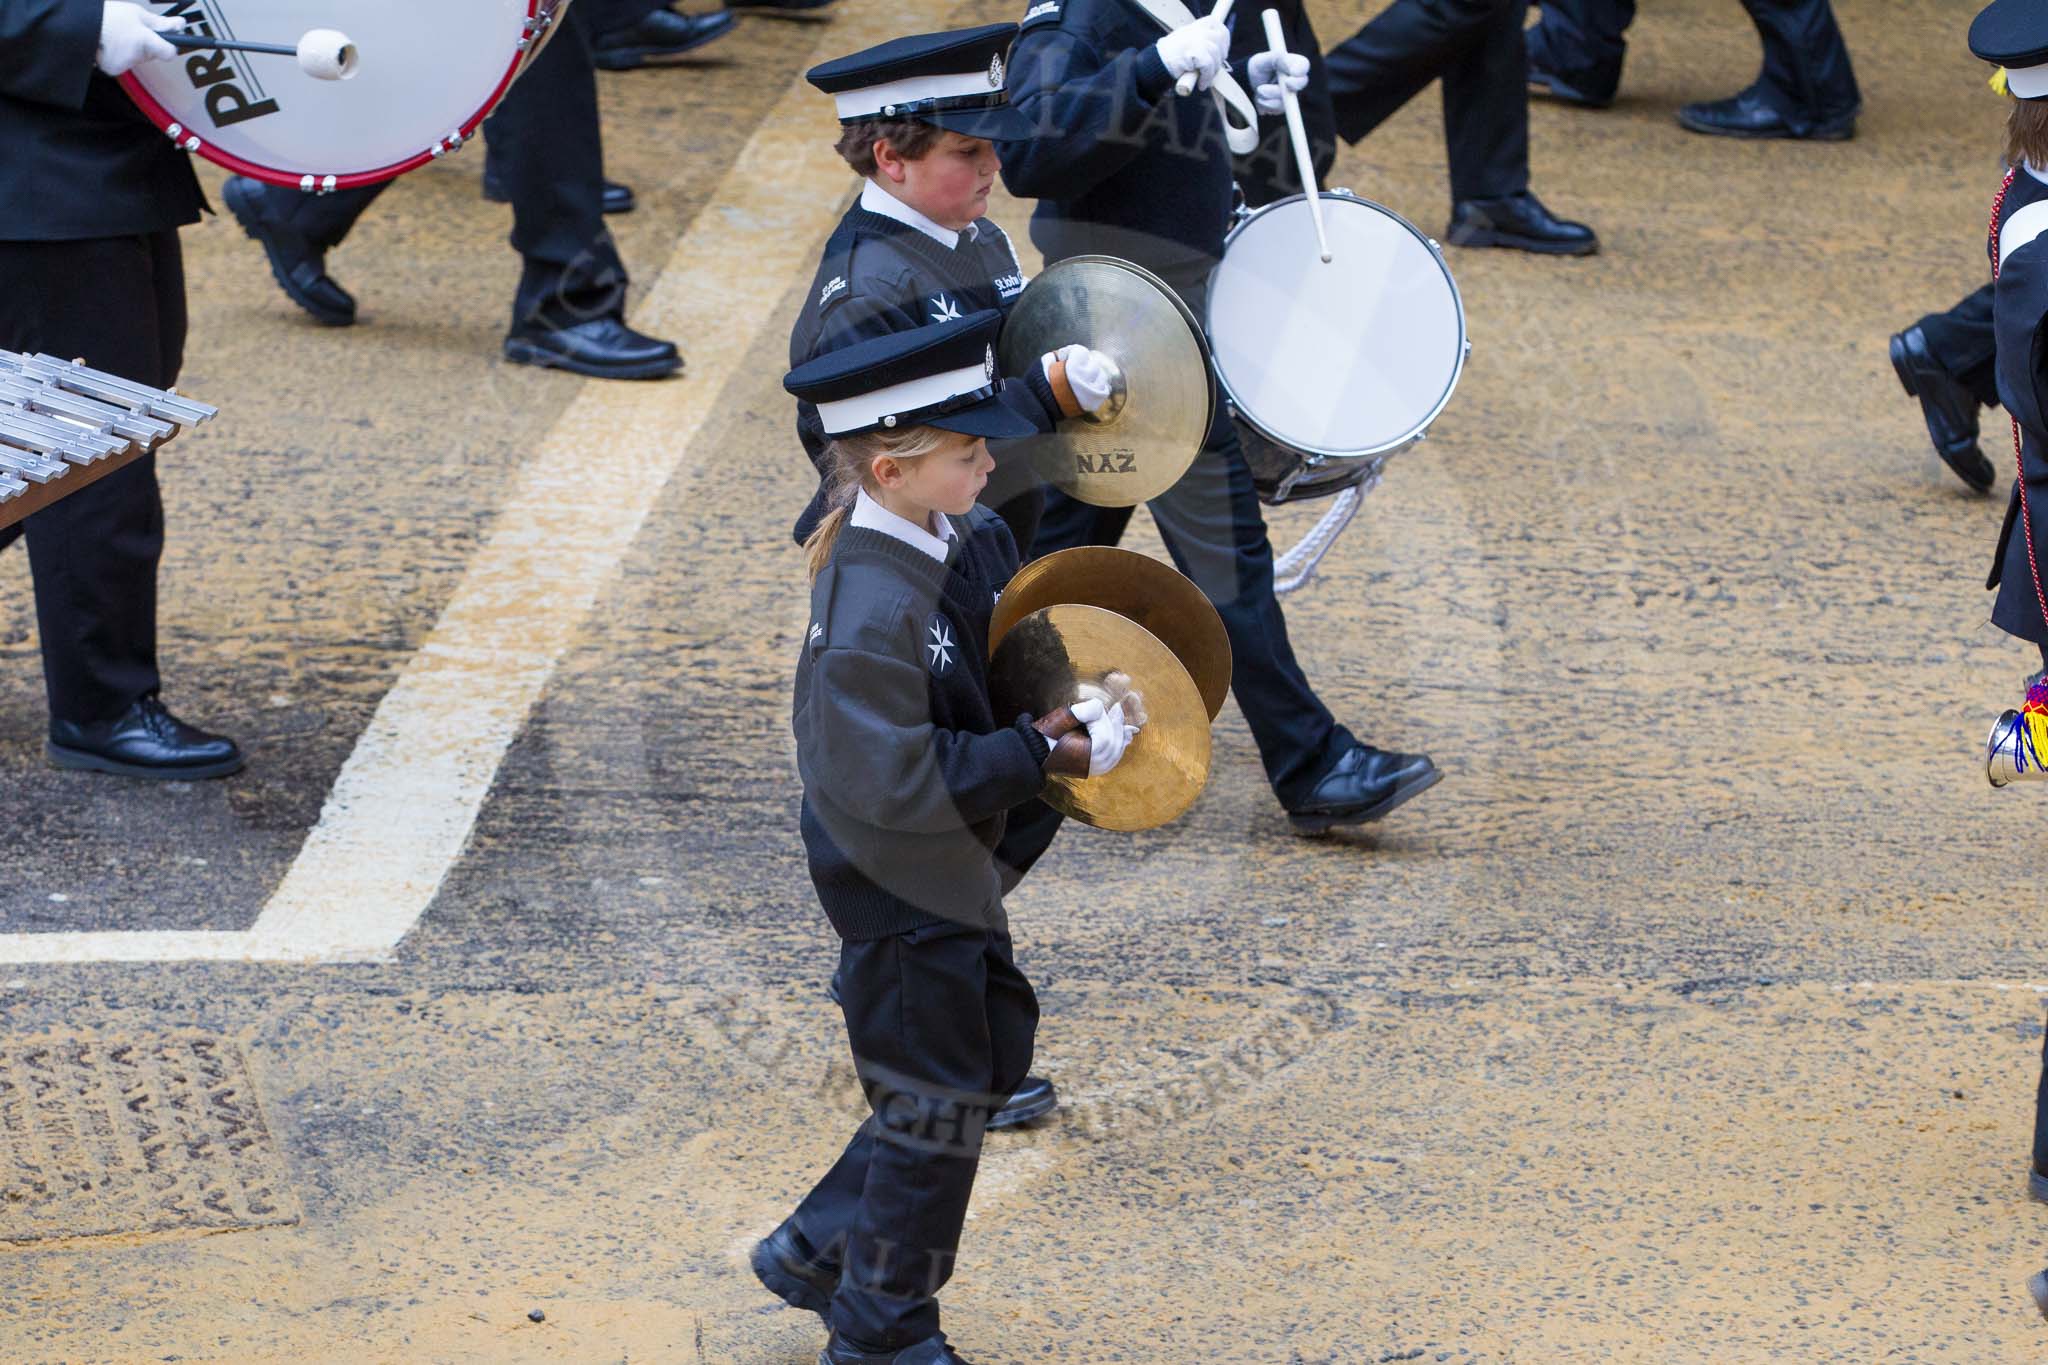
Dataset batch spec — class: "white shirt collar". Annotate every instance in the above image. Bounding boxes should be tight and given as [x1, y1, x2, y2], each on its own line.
[2027, 162, 2048, 188]
[851, 487, 957, 563]
[861, 178, 980, 250]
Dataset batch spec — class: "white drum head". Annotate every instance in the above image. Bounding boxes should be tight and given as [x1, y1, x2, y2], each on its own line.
[122, 0, 547, 185]
[1207, 193, 1466, 459]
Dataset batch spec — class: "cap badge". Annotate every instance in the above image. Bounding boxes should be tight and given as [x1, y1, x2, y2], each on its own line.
[988, 53, 1005, 89]
[984, 345, 996, 382]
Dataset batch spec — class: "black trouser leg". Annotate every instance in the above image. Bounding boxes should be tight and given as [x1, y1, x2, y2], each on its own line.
[2032, 1013, 2048, 1176]
[1524, 0, 1633, 102]
[791, 925, 1037, 1351]
[1440, 0, 1531, 202]
[486, 2, 628, 330]
[1738, 0, 1859, 127]
[1917, 283, 2000, 411]
[0, 232, 184, 726]
[577, 0, 671, 35]
[250, 181, 388, 251]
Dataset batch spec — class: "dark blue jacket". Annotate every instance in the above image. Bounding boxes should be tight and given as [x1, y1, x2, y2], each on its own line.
[1990, 166, 2048, 645]
[0, 0, 204, 241]
[794, 507, 1052, 940]
[789, 197, 1059, 543]
[995, 0, 1237, 288]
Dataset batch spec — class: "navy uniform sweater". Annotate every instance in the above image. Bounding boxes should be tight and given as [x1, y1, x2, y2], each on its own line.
[794, 505, 1053, 940]
[790, 195, 1061, 543]
[995, 0, 1237, 290]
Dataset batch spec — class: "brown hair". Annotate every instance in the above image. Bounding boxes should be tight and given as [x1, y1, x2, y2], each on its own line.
[2011, 97, 2048, 170]
[834, 118, 947, 178]
[804, 425, 959, 579]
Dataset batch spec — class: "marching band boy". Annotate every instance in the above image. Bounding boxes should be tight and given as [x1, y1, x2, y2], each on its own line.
[790, 23, 1119, 555]
[754, 310, 1139, 1365]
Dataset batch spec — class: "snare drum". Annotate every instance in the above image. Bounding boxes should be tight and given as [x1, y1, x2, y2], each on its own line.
[119, 0, 573, 191]
[1206, 190, 1468, 504]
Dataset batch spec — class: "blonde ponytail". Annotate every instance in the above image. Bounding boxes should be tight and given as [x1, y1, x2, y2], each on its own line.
[803, 425, 960, 580]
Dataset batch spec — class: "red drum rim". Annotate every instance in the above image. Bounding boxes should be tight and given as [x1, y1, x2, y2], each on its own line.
[117, 0, 553, 190]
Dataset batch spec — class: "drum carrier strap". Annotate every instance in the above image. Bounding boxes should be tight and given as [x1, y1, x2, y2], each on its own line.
[1125, 0, 1261, 155]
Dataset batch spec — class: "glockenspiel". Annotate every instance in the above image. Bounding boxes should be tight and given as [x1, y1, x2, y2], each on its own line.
[0, 350, 216, 532]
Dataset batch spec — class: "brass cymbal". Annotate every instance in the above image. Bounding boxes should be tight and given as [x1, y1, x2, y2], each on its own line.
[996, 255, 1214, 508]
[990, 546, 1232, 721]
[988, 604, 1211, 832]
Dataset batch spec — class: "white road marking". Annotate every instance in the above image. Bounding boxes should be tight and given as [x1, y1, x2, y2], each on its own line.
[0, 1, 929, 967]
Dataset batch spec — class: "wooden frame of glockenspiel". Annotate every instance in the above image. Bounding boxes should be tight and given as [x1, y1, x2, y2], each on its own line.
[0, 351, 216, 533]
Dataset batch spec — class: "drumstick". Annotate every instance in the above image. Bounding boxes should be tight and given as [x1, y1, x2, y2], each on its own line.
[1174, 0, 1235, 97]
[1260, 8, 1331, 263]
[164, 29, 359, 81]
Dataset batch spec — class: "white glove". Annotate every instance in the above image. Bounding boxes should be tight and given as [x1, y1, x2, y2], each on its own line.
[1248, 50, 1310, 115]
[97, 2, 184, 77]
[1040, 344, 1116, 416]
[1068, 696, 1141, 778]
[1155, 14, 1230, 94]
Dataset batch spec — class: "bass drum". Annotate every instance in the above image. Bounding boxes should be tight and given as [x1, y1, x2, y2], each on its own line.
[1207, 190, 1468, 504]
[120, 0, 573, 191]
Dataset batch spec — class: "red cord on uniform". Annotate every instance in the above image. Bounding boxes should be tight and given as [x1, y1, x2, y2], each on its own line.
[1990, 167, 2048, 633]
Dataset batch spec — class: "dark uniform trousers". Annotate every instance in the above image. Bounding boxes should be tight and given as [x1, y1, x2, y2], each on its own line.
[791, 923, 1038, 1350]
[0, 231, 182, 724]
[1527, 0, 1859, 127]
[1320, 0, 1530, 203]
[1917, 283, 2000, 412]
[243, 1, 626, 330]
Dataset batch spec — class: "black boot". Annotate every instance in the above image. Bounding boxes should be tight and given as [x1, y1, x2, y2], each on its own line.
[1890, 326, 1996, 493]
[751, 1220, 838, 1322]
[1286, 744, 1440, 834]
[1677, 85, 1856, 141]
[591, 6, 736, 69]
[1445, 192, 1598, 256]
[503, 317, 682, 380]
[47, 695, 243, 780]
[222, 176, 357, 327]
[820, 1333, 973, 1365]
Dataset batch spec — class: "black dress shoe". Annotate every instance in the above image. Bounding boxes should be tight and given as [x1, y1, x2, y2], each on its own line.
[2029, 1166, 2048, 1203]
[1286, 744, 1440, 834]
[1890, 326, 1995, 493]
[222, 175, 357, 327]
[821, 1332, 972, 1365]
[1677, 85, 1856, 141]
[503, 317, 682, 380]
[1445, 191, 1598, 256]
[2030, 1268, 2048, 1320]
[484, 174, 636, 215]
[47, 695, 244, 780]
[751, 1220, 838, 1322]
[1527, 60, 1613, 109]
[591, 6, 736, 69]
[987, 1073, 1058, 1129]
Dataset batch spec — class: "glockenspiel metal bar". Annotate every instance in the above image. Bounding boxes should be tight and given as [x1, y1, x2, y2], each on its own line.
[0, 376, 173, 445]
[0, 447, 68, 483]
[0, 409, 129, 462]
[0, 474, 28, 500]
[6, 352, 216, 425]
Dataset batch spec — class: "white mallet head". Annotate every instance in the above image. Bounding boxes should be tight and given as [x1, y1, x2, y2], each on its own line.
[297, 29, 358, 81]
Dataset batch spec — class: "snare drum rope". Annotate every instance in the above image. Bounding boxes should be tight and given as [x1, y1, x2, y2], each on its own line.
[1273, 472, 1374, 594]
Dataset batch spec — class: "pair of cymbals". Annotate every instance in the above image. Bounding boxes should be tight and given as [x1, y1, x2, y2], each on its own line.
[996, 255, 1213, 508]
[988, 547, 1232, 831]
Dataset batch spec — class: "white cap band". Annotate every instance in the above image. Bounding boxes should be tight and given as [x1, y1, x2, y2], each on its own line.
[2011, 62, 2048, 99]
[834, 69, 1003, 121]
[815, 361, 992, 433]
